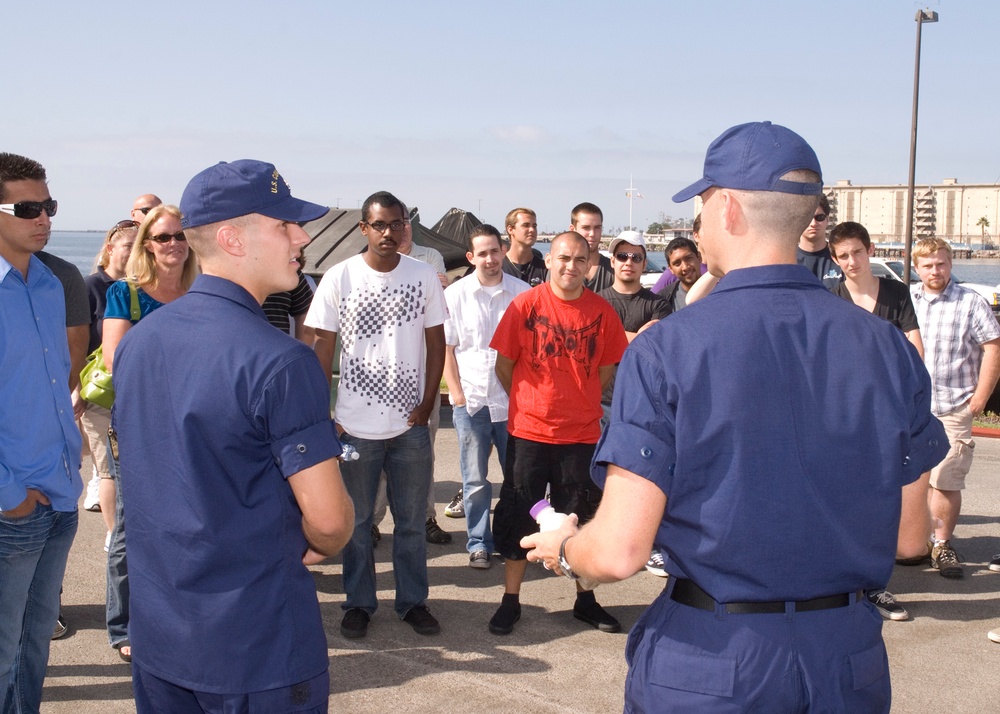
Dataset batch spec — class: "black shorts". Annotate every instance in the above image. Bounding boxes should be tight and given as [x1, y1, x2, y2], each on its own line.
[492, 435, 602, 560]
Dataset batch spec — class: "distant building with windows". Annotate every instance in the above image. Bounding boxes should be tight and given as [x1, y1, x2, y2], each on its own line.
[825, 179, 1000, 249]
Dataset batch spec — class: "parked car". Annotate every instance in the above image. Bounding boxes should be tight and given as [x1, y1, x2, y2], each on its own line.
[871, 258, 1000, 317]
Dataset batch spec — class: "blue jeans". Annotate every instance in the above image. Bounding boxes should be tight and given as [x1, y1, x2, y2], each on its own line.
[106, 439, 129, 648]
[339, 426, 431, 617]
[452, 406, 507, 554]
[0, 504, 78, 713]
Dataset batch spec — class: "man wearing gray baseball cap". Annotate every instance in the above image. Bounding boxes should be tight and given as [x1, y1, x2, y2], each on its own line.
[520, 122, 946, 712]
[112, 159, 354, 713]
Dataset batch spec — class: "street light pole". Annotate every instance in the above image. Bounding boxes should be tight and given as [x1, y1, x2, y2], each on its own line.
[903, 8, 939, 283]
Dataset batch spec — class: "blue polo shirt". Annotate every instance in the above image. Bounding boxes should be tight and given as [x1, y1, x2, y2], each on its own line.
[112, 275, 341, 693]
[594, 264, 947, 603]
[0, 254, 82, 511]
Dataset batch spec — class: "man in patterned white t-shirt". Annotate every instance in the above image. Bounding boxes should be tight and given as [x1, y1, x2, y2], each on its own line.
[307, 190, 447, 640]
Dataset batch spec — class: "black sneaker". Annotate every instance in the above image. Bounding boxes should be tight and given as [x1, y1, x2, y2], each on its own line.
[989, 554, 1000, 572]
[51, 614, 68, 640]
[931, 540, 963, 578]
[865, 589, 909, 621]
[340, 608, 370, 639]
[489, 600, 521, 636]
[573, 599, 621, 633]
[444, 491, 465, 518]
[425, 517, 452, 544]
[371, 524, 381, 547]
[402, 605, 440, 635]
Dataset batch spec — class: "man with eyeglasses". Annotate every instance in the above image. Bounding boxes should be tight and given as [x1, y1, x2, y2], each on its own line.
[0, 153, 83, 713]
[369, 208, 454, 545]
[130, 194, 162, 224]
[796, 194, 841, 288]
[307, 190, 447, 640]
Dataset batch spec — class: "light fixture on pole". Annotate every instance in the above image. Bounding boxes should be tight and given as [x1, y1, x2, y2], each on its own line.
[903, 8, 939, 283]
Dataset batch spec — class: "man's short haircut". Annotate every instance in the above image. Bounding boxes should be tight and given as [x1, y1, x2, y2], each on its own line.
[664, 237, 700, 261]
[361, 191, 405, 223]
[735, 170, 823, 245]
[128, 204, 198, 290]
[818, 194, 831, 215]
[692, 213, 701, 235]
[912, 237, 953, 264]
[828, 221, 871, 252]
[467, 224, 502, 252]
[570, 202, 603, 224]
[184, 213, 255, 263]
[0, 153, 47, 203]
[550, 231, 588, 253]
[505, 207, 536, 230]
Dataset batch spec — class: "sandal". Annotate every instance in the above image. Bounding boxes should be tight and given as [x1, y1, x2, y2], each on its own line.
[113, 640, 132, 663]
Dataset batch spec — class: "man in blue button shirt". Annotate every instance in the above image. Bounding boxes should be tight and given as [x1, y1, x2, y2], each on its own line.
[522, 122, 948, 712]
[112, 160, 354, 714]
[0, 153, 83, 713]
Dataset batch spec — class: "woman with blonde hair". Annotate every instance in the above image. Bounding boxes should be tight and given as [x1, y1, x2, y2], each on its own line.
[100, 203, 195, 663]
[79, 219, 139, 540]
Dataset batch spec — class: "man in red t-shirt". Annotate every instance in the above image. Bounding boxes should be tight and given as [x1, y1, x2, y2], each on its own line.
[487, 231, 628, 636]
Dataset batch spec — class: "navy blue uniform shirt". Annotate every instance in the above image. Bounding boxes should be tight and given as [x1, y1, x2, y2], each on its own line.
[594, 264, 947, 603]
[112, 275, 341, 693]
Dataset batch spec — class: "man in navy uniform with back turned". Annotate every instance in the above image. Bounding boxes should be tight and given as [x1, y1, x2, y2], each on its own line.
[112, 160, 354, 713]
[521, 122, 947, 712]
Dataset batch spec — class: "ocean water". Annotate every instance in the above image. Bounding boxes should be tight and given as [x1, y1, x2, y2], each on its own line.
[44, 231, 106, 275]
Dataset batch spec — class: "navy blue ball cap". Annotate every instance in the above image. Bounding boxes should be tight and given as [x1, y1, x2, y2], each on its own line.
[672, 121, 823, 203]
[180, 159, 329, 229]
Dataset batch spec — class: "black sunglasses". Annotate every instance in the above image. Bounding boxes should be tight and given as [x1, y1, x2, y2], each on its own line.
[0, 199, 58, 220]
[813, 213, 828, 222]
[147, 232, 186, 243]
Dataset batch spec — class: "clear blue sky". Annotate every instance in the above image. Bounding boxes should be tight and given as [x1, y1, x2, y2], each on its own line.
[5, 0, 992, 232]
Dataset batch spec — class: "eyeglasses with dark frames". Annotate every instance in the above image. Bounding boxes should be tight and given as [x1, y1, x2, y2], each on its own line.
[0, 199, 58, 220]
[362, 220, 406, 234]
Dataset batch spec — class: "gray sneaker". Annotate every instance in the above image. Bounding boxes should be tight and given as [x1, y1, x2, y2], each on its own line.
[469, 550, 491, 569]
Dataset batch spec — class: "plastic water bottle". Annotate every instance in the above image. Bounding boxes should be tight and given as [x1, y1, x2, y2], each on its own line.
[340, 443, 360, 461]
[530, 499, 596, 588]
[530, 499, 568, 532]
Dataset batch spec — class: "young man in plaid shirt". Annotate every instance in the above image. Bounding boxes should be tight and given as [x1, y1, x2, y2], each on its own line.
[910, 237, 1000, 579]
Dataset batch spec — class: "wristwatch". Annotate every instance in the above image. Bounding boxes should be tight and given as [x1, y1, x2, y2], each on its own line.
[558, 535, 580, 580]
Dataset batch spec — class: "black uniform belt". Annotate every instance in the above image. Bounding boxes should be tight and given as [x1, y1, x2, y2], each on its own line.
[669, 577, 863, 614]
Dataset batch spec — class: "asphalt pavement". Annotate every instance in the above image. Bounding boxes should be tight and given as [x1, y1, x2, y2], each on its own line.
[43, 415, 1000, 713]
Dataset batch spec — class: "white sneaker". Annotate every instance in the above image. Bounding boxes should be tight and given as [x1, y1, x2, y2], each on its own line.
[83, 474, 101, 511]
[988, 627, 1000, 644]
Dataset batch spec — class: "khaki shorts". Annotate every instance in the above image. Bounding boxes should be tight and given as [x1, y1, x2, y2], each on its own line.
[79, 403, 113, 479]
[929, 403, 975, 491]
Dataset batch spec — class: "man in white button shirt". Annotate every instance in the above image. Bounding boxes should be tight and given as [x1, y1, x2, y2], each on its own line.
[443, 225, 529, 569]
